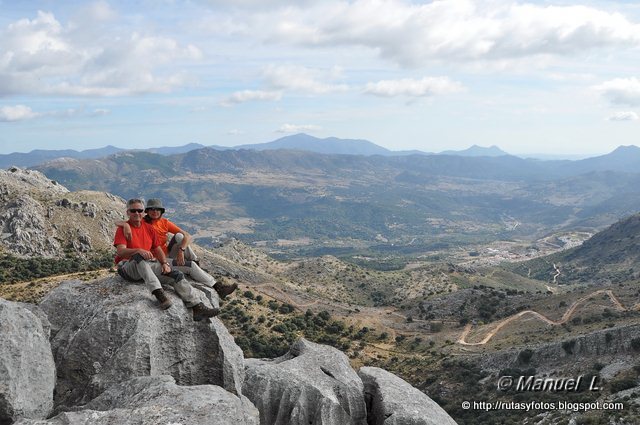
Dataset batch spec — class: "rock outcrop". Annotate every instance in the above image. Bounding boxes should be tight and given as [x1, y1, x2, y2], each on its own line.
[478, 323, 640, 374]
[39, 276, 244, 409]
[243, 338, 367, 425]
[15, 376, 258, 425]
[2, 274, 458, 425]
[0, 167, 125, 259]
[359, 366, 457, 425]
[0, 299, 55, 423]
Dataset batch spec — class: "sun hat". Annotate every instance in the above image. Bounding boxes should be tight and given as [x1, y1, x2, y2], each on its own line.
[145, 198, 166, 214]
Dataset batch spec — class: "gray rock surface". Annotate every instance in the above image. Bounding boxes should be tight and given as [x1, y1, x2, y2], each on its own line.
[39, 276, 244, 409]
[478, 323, 640, 374]
[0, 195, 63, 258]
[0, 167, 126, 259]
[15, 375, 259, 425]
[359, 367, 458, 425]
[0, 298, 56, 423]
[243, 338, 367, 425]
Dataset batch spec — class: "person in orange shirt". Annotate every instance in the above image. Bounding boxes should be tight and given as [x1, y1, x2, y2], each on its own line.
[117, 198, 236, 299]
[114, 198, 218, 321]
[143, 198, 198, 266]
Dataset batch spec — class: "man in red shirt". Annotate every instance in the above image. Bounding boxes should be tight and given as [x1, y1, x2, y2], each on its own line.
[114, 199, 218, 321]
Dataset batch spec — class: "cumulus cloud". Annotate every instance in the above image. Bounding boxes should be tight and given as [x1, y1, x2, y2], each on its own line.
[0, 104, 110, 122]
[364, 76, 464, 97]
[0, 10, 202, 97]
[263, 64, 348, 94]
[226, 0, 640, 66]
[0, 105, 39, 121]
[595, 77, 640, 106]
[607, 111, 639, 121]
[276, 123, 322, 133]
[220, 90, 282, 106]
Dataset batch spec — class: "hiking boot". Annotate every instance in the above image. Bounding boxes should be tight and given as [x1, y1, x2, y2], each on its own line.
[213, 281, 238, 299]
[192, 303, 219, 321]
[152, 289, 172, 310]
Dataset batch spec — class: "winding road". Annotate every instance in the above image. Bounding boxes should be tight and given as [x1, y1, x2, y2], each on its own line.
[457, 289, 639, 346]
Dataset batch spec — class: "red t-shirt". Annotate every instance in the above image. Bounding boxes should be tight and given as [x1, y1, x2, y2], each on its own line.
[113, 220, 160, 264]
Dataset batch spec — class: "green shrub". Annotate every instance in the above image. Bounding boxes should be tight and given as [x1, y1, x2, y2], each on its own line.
[562, 340, 576, 355]
[518, 349, 534, 364]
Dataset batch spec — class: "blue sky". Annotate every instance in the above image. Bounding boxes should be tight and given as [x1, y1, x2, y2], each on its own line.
[1, 0, 639, 156]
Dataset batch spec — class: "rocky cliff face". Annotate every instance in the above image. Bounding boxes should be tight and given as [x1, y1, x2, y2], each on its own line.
[0, 167, 125, 259]
[0, 276, 458, 424]
[478, 323, 640, 374]
[0, 299, 55, 424]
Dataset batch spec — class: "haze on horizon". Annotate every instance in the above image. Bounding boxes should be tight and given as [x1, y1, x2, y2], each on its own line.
[1, 0, 639, 156]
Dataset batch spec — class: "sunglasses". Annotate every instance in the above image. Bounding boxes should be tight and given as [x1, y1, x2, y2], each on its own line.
[146, 208, 163, 212]
[128, 209, 144, 213]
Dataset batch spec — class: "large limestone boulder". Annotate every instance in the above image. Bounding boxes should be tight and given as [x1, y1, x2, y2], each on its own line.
[39, 276, 244, 410]
[0, 299, 55, 423]
[15, 375, 259, 425]
[243, 338, 367, 425]
[359, 367, 458, 425]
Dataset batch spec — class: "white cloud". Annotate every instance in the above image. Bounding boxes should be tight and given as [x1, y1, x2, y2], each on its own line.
[227, 129, 245, 135]
[90, 108, 110, 116]
[607, 111, 639, 121]
[0, 105, 39, 122]
[263, 64, 348, 94]
[47, 107, 111, 118]
[230, 0, 640, 67]
[276, 124, 322, 133]
[364, 76, 464, 97]
[80, 1, 117, 22]
[0, 104, 110, 122]
[220, 90, 282, 106]
[595, 77, 640, 106]
[0, 10, 202, 97]
[201, 0, 322, 10]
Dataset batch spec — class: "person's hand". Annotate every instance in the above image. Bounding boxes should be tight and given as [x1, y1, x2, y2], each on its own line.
[176, 250, 185, 266]
[123, 223, 132, 241]
[161, 262, 171, 274]
[138, 250, 153, 260]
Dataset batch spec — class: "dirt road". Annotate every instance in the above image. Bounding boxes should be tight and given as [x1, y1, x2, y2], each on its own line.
[457, 289, 634, 346]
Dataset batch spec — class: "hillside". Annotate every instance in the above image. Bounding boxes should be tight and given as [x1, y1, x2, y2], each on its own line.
[508, 212, 640, 284]
[30, 149, 640, 262]
[0, 167, 124, 283]
[2, 172, 640, 424]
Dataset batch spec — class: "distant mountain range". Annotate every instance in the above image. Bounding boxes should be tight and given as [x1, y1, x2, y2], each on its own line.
[0, 134, 536, 168]
[29, 142, 640, 258]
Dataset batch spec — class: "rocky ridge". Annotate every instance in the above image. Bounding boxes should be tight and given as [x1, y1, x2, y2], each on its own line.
[0, 167, 125, 259]
[1, 275, 458, 424]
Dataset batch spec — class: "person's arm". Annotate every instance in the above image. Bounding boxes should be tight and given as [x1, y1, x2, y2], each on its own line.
[115, 244, 153, 260]
[115, 221, 133, 241]
[154, 245, 171, 274]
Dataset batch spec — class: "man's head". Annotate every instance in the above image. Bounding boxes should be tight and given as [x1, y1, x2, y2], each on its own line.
[126, 198, 145, 226]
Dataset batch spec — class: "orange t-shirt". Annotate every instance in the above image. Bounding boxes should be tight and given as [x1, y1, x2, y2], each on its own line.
[113, 220, 160, 264]
[147, 217, 182, 255]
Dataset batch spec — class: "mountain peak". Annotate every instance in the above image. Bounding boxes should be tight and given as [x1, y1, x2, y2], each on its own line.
[235, 134, 391, 156]
[610, 145, 640, 155]
[439, 145, 509, 157]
